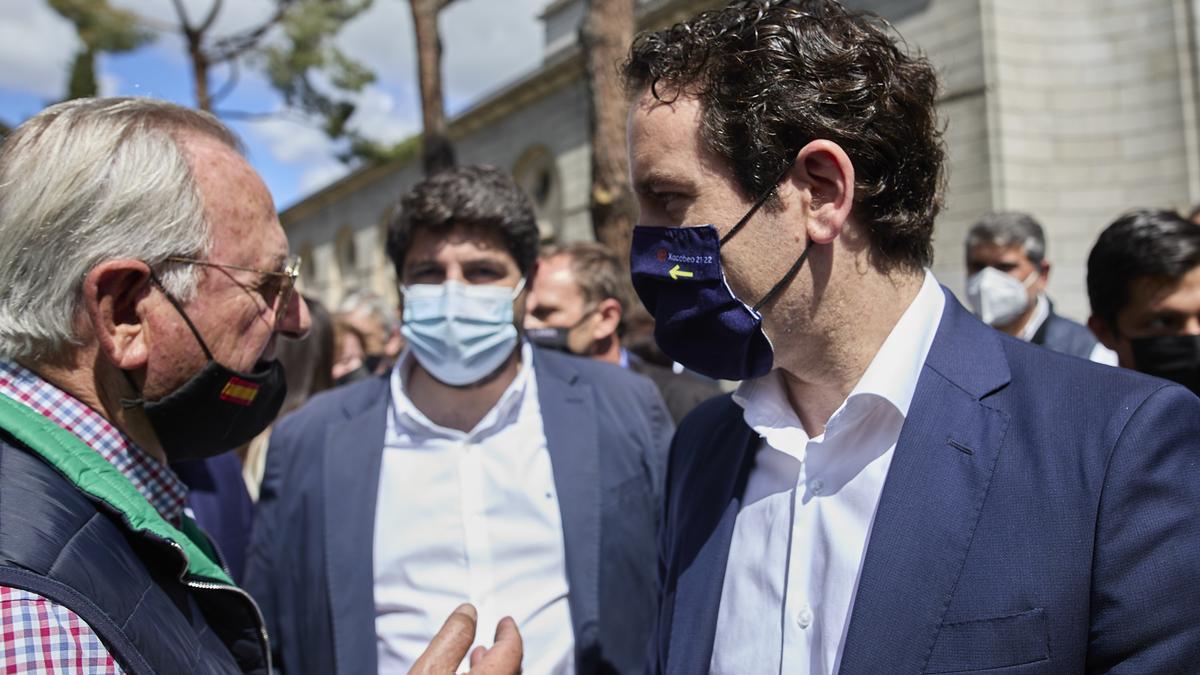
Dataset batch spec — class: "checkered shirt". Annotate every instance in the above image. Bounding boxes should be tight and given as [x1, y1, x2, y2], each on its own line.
[0, 360, 190, 674]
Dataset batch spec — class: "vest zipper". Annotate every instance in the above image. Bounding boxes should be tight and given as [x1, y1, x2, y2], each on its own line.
[166, 539, 273, 674]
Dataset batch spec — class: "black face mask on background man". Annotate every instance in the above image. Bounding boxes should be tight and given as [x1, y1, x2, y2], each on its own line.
[1131, 334, 1200, 395]
[123, 274, 287, 461]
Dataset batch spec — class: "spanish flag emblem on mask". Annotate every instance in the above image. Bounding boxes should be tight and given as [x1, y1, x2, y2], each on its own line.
[219, 377, 260, 406]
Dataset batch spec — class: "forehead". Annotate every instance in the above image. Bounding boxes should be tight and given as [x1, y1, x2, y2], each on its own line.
[627, 92, 733, 190]
[967, 242, 1028, 264]
[1125, 267, 1200, 315]
[534, 256, 585, 301]
[404, 225, 517, 267]
[180, 131, 287, 265]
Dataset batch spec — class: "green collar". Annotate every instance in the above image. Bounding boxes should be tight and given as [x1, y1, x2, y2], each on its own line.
[0, 391, 232, 585]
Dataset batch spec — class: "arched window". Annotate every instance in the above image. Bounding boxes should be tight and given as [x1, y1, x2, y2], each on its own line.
[512, 146, 563, 241]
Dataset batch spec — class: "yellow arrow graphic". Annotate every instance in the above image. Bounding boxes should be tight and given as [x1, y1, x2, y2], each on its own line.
[669, 264, 694, 280]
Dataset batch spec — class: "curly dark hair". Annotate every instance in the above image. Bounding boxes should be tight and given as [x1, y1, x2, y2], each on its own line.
[623, 0, 945, 272]
[1087, 209, 1200, 330]
[385, 165, 540, 278]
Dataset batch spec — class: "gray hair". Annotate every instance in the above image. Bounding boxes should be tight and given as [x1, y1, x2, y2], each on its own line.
[965, 211, 1047, 265]
[0, 97, 244, 360]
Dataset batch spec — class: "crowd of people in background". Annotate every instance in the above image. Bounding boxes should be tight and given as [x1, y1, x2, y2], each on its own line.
[1, 1, 1199, 674]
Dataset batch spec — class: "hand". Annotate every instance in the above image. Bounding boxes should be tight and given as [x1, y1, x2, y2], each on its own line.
[409, 604, 523, 675]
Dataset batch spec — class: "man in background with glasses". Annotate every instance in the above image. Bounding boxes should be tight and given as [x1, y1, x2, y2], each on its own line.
[0, 98, 517, 674]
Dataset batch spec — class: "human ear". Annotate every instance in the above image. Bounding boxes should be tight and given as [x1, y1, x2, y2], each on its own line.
[83, 260, 152, 370]
[1087, 315, 1118, 351]
[788, 140, 855, 245]
[591, 298, 623, 341]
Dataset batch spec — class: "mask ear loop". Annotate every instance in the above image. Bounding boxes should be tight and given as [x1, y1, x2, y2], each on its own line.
[122, 270, 217, 409]
[147, 270, 216, 362]
[716, 152, 810, 314]
[752, 240, 811, 314]
[719, 156, 799, 246]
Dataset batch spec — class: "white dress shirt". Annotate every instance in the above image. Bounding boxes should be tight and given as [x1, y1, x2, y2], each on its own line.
[374, 342, 575, 674]
[710, 272, 945, 675]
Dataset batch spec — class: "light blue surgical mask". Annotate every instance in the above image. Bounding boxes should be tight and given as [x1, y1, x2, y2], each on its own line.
[400, 278, 526, 386]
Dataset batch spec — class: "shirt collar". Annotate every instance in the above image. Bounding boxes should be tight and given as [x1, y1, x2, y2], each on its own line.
[389, 341, 534, 440]
[0, 360, 188, 524]
[1019, 293, 1051, 342]
[734, 270, 946, 441]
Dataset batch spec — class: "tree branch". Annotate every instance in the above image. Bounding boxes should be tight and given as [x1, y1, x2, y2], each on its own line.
[208, 5, 290, 63]
[210, 57, 240, 105]
[170, 0, 194, 33]
[197, 0, 224, 36]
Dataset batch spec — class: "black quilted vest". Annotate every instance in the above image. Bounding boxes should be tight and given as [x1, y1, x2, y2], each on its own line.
[0, 394, 270, 674]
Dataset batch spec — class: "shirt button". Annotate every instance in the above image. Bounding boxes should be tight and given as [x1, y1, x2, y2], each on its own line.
[796, 605, 814, 629]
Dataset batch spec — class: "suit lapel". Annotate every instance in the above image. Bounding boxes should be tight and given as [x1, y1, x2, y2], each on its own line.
[534, 350, 602, 651]
[838, 290, 1012, 673]
[323, 376, 390, 675]
[665, 406, 758, 675]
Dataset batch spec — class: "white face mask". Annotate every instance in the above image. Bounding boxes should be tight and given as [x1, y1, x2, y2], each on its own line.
[966, 266, 1037, 327]
[400, 278, 526, 386]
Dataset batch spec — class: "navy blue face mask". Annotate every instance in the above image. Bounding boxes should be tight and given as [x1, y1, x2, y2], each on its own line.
[630, 161, 809, 381]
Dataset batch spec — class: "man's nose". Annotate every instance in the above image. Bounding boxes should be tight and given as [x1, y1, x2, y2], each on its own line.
[277, 292, 311, 339]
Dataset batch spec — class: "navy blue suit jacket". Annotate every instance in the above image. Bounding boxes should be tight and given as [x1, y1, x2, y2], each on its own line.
[652, 289, 1200, 674]
[245, 346, 673, 674]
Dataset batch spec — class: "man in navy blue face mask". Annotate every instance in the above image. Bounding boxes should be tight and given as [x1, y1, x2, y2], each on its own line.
[247, 165, 673, 675]
[625, 2, 1200, 674]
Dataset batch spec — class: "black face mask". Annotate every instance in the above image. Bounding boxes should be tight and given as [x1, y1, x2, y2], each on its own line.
[334, 365, 372, 387]
[526, 327, 575, 354]
[363, 353, 385, 374]
[524, 309, 598, 356]
[1131, 334, 1200, 395]
[123, 274, 287, 461]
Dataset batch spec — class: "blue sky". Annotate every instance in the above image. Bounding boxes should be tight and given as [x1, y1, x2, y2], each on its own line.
[0, 0, 548, 209]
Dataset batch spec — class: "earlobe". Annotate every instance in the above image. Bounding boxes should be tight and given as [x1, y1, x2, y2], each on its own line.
[85, 261, 152, 371]
[593, 299, 623, 341]
[1087, 315, 1118, 351]
[790, 140, 855, 245]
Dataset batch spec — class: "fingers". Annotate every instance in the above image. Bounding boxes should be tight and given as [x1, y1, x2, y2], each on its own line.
[467, 616, 523, 675]
[469, 645, 487, 668]
[409, 604, 478, 675]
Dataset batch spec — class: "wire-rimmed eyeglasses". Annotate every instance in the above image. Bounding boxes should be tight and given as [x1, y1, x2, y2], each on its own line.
[164, 254, 302, 325]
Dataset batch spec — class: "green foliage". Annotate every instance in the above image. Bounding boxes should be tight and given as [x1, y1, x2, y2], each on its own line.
[340, 133, 422, 165]
[48, 0, 154, 99]
[259, 0, 375, 140]
[49, 0, 152, 52]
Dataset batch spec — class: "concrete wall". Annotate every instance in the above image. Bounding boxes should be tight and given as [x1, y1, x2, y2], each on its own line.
[981, 0, 1196, 320]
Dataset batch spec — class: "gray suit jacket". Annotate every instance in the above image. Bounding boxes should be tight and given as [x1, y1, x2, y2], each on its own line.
[245, 346, 673, 674]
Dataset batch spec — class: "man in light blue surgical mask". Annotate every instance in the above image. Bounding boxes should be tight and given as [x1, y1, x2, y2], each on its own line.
[247, 165, 673, 675]
[964, 211, 1115, 363]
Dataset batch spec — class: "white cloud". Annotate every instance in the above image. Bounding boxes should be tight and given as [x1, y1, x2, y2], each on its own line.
[347, 86, 420, 144]
[0, 0, 78, 98]
[299, 160, 351, 194]
[336, 0, 545, 109]
[441, 0, 545, 105]
[250, 113, 333, 164]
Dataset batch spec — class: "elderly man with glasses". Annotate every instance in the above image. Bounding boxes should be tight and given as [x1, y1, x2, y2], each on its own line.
[0, 98, 517, 674]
